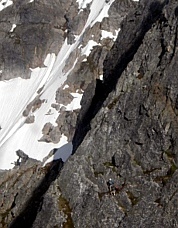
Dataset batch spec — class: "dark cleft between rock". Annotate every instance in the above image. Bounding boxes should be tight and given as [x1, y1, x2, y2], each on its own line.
[9, 159, 63, 228]
[72, 0, 168, 154]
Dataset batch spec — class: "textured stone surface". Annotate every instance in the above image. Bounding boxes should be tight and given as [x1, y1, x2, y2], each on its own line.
[59, 1, 178, 227]
[2, 0, 178, 228]
[0, 0, 77, 80]
[0, 0, 133, 226]
[0, 0, 129, 146]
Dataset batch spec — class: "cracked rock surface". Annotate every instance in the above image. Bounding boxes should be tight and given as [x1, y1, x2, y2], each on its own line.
[1, 0, 178, 227]
[59, 1, 178, 227]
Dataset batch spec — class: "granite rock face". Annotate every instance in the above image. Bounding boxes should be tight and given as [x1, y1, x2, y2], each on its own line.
[1, 0, 178, 227]
[59, 0, 178, 227]
[0, 0, 134, 227]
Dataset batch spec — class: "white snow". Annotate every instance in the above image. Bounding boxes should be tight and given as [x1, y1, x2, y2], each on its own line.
[78, 44, 82, 49]
[101, 29, 120, 41]
[66, 92, 83, 111]
[63, 84, 69, 90]
[0, 54, 59, 169]
[0, 44, 79, 169]
[76, 0, 92, 9]
[0, 0, 115, 169]
[81, 40, 99, 57]
[10, 24, 16, 33]
[29, 0, 34, 2]
[74, 35, 79, 42]
[82, 58, 87, 62]
[0, 0, 13, 11]
[60, 92, 83, 111]
[76, 0, 115, 28]
[43, 134, 72, 166]
[76, 89, 84, 93]
[89, 0, 115, 27]
[99, 74, 103, 80]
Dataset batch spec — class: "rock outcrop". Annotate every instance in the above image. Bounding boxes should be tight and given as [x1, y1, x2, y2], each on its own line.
[60, 0, 178, 227]
[0, 0, 135, 154]
[1, 0, 178, 227]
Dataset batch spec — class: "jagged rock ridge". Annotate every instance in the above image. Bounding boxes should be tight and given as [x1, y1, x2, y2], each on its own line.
[0, 0, 135, 226]
[60, 0, 178, 227]
[1, 0, 178, 227]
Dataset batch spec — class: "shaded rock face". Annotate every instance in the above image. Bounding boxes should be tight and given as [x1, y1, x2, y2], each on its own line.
[2, 0, 178, 228]
[0, 0, 78, 80]
[59, 1, 178, 227]
[0, 0, 135, 227]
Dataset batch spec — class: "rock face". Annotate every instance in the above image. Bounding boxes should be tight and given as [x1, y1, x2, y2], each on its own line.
[0, 0, 79, 80]
[0, 0, 135, 166]
[1, 0, 178, 227]
[60, 0, 178, 227]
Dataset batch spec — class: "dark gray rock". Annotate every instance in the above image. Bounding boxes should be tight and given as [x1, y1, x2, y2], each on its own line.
[0, 0, 78, 80]
[4, 0, 178, 228]
[58, 1, 178, 227]
[6, 159, 64, 228]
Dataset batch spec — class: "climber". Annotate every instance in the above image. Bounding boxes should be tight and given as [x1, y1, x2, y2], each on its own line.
[107, 178, 116, 195]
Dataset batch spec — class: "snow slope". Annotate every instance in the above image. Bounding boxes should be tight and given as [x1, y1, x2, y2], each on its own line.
[0, 0, 116, 169]
[0, 0, 13, 11]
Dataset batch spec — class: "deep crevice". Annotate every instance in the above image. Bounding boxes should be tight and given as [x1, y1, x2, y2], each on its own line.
[157, 35, 167, 67]
[10, 193, 18, 210]
[170, 24, 178, 62]
[9, 159, 63, 228]
[72, 0, 168, 154]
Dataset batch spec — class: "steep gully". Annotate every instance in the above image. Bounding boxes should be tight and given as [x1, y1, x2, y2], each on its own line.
[9, 1, 169, 227]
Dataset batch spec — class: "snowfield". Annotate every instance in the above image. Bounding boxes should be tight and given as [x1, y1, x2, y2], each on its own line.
[0, 0, 13, 11]
[0, 0, 116, 169]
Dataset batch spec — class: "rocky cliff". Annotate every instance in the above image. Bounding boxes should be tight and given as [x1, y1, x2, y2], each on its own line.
[1, 0, 178, 227]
